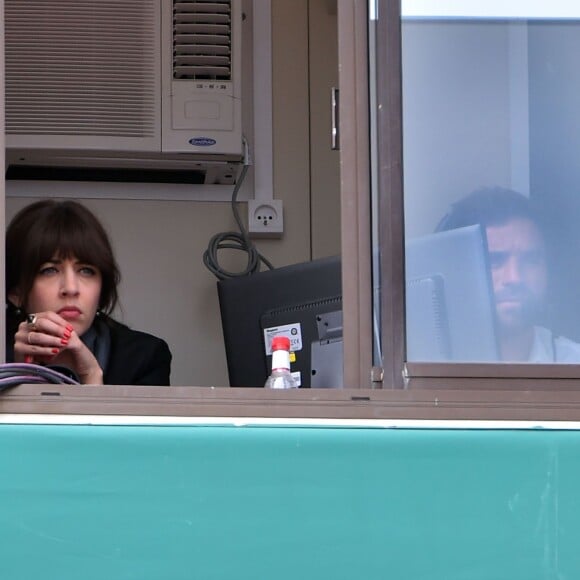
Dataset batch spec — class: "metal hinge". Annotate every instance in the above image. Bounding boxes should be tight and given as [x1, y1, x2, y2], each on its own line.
[331, 87, 340, 150]
[371, 366, 384, 385]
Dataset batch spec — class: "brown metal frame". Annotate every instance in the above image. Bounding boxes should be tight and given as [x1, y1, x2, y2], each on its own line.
[2, 384, 580, 422]
[406, 362, 580, 390]
[374, 0, 406, 388]
[338, 0, 373, 388]
[381, 2, 580, 393]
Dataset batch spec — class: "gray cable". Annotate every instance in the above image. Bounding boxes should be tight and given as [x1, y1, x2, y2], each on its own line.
[203, 157, 275, 280]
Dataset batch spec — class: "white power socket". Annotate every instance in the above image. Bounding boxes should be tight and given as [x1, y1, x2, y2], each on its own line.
[247, 199, 284, 238]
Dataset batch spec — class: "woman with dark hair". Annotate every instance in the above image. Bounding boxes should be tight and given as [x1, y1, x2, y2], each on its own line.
[6, 200, 172, 385]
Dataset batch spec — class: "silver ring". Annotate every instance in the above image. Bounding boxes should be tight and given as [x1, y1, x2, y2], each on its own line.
[27, 332, 34, 345]
[27, 313, 38, 327]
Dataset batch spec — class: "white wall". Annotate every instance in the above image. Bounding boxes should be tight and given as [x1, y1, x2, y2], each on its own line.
[527, 22, 580, 341]
[401, 20, 528, 237]
[309, 0, 340, 258]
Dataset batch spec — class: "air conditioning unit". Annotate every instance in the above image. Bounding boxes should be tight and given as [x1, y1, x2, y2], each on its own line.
[4, 0, 244, 183]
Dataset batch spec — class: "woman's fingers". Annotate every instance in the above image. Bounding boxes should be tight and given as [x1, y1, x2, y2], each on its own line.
[24, 329, 62, 351]
[14, 312, 75, 363]
[23, 311, 73, 340]
[15, 313, 103, 384]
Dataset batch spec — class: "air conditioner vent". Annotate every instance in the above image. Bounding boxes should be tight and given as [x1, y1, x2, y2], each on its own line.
[4, 0, 243, 159]
[173, 1, 233, 80]
[5, 0, 159, 138]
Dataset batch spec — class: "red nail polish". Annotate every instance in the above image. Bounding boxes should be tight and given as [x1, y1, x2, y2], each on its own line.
[63, 331, 71, 339]
[24, 355, 34, 364]
[60, 338, 69, 345]
[66, 324, 73, 332]
[52, 348, 59, 354]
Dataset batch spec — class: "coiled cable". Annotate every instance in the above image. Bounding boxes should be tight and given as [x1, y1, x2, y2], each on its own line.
[0, 363, 80, 393]
[203, 159, 274, 280]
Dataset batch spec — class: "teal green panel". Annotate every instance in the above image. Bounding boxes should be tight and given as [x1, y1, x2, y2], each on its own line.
[0, 425, 579, 579]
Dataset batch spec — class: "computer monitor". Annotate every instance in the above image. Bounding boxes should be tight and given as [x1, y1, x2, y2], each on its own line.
[405, 224, 500, 362]
[217, 256, 342, 387]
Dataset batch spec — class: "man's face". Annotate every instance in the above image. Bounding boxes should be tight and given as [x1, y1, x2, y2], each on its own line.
[486, 218, 548, 335]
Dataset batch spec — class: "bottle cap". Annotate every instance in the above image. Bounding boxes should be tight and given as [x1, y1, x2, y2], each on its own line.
[271, 335, 291, 352]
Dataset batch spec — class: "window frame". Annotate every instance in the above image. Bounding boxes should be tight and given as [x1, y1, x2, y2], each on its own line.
[3, 383, 580, 423]
[372, 0, 406, 388]
[371, 0, 580, 391]
[338, 0, 374, 388]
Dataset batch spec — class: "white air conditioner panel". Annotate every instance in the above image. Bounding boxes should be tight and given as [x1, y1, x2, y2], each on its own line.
[160, 0, 242, 156]
[5, 0, 244, 163]
[184, 100, 222, 123]
[171, 86, 235, 131]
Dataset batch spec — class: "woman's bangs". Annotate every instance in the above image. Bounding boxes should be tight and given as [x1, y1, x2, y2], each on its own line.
[50, 220, 105, 269]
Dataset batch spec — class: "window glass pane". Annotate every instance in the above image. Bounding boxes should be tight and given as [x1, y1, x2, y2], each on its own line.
[401, 7, 580, 364]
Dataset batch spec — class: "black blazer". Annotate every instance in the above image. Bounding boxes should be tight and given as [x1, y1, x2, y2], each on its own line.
[103, 318, 172, 386]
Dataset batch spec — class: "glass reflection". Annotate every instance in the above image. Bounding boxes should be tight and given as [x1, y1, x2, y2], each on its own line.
[402, 15, 580, 363]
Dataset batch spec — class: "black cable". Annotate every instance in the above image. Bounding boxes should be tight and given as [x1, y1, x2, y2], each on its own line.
[0, 363, 80, 393]
[203, 162, 275, 280]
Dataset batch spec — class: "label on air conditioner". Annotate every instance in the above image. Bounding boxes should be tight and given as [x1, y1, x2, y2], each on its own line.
[263, 323, 302, 355]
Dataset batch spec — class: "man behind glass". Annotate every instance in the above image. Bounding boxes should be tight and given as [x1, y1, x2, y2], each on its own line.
[437, 186, 580, 362]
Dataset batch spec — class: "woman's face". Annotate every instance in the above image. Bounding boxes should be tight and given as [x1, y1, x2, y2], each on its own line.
[22, 256, 102, 336]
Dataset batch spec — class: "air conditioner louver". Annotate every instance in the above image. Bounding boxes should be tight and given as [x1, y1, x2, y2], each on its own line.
[5, 0, 159, 138]
[173, 1, 233, 80]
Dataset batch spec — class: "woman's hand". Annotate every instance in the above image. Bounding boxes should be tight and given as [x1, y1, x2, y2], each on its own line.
[14, 312, 103, 385]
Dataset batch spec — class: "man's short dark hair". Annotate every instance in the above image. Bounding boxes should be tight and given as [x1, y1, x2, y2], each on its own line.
[435, 186, 543, 233]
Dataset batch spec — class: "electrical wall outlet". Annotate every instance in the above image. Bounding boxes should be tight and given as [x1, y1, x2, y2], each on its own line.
[247, 199, 284, 238]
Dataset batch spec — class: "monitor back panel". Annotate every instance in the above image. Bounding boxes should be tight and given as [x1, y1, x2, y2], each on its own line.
[217, 256, 342, 387]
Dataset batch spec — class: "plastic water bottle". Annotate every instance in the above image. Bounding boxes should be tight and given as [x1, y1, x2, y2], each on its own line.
[265, 336, 298, 389]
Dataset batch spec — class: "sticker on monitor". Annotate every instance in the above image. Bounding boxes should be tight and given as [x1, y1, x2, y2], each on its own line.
[263, 323, 303, 355]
